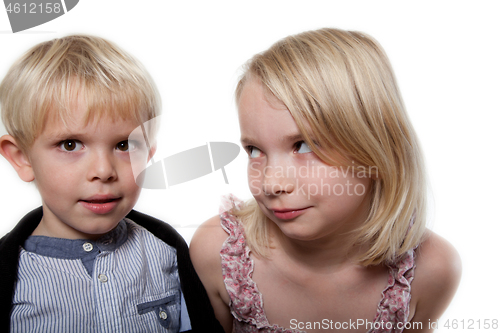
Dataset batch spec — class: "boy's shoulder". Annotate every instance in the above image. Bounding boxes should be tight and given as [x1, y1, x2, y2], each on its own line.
[130, 211, 225, 332]
[0, 207, 43, 328]
[125, 210, 187, 250]
[0, 207, 42, 250]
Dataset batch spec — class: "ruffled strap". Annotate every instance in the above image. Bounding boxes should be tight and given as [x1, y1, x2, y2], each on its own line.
[219, 195, 305, 333]
[370, 248, 416, 333]
[219, 195, 270, 329]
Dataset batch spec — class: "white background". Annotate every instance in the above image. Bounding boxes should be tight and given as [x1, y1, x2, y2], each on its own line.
[1, 1, 498, 331]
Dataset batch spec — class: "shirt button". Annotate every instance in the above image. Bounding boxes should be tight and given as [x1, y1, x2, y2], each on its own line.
[98, 274, 108, 283]
[159, 310, 168, 320]
[83, 242, 93, 252]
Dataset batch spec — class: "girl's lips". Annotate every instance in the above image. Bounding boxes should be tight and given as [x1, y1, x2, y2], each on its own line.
[79, 197, 121, 214]
[272, 207, 310, 220]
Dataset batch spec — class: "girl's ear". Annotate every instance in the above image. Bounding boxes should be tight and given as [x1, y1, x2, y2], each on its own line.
[0, 135, 35, 182]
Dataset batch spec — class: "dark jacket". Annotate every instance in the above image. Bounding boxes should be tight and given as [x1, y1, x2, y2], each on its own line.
[0, 207, 223, 332]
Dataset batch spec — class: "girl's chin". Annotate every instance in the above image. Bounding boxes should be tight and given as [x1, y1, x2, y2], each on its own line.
[271, 223, 320, 242]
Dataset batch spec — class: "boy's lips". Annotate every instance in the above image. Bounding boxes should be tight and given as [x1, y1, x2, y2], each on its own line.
[79, 195, 121, 214]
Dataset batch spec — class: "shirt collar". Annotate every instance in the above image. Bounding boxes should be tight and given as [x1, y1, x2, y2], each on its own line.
[23, 219, 128, 259]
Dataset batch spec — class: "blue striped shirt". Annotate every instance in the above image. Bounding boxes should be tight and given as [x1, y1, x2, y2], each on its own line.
[11, 218, 191, 332]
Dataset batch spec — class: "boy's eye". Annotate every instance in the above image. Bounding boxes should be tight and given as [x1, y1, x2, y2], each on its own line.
[116, 141, 130, 152]
[248, 146, 263, 159]
[295, 141, 312, 154]
[59, 140, 83, 152]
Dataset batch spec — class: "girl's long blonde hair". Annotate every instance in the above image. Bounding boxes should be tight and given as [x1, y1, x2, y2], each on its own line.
[234, 28, 427, 266]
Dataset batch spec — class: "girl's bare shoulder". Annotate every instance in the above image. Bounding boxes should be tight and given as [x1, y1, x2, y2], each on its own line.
[409, 230, 462, 326]
[190, 215, 233, 332]
[190, 214, 228, 271]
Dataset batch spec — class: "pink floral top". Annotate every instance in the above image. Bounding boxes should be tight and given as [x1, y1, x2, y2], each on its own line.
[219, 195, 416, 333]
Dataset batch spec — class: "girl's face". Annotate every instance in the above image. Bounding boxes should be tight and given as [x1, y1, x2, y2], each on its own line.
[238, 77, 373, 243]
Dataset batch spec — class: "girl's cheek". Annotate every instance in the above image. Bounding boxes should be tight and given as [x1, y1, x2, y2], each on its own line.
[248, 161, 263, 179]
[249, 178, 262, 197]
[248, 161, 264, 196]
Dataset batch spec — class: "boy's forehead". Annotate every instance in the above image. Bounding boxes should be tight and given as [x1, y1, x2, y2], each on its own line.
[45, 95, 137, 125]
[45, 97, 86, 123]
[35, 84, 152, 142]
[41, 106, 141, 137]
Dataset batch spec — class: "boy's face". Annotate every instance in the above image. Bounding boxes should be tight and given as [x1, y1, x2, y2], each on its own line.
[26, 103, 150, 239]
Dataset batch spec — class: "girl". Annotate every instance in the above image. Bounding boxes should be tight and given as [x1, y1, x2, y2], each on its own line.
[190, 28, 461, 333]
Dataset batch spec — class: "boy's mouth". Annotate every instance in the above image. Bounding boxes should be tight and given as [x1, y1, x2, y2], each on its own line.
[81, 198, 119, 204]
[80, 195, 120, 204]
[79, 195, 121, 214]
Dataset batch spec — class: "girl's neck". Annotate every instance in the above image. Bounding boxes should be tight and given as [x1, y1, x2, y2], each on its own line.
[269, 222, 368, 272]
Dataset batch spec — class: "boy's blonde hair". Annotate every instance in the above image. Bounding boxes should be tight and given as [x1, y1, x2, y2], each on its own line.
[0, 35, 160, 153]
[234, 28, 427, 266]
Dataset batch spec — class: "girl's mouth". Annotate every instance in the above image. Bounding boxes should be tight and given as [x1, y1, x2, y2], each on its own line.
[271, 207, 310, 220]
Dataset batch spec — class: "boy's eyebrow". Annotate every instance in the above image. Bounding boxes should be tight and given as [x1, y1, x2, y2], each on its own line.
[46, 130, 87, 140]
[47, 127, 135, 140]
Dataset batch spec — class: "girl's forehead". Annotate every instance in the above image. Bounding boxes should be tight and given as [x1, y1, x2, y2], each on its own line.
[238, 79, 285, 122]
[238, 78, 309, 145]
[238, 77, 285, 110]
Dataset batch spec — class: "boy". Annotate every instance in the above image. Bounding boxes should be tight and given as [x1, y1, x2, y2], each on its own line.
[0, 35, 222, 332]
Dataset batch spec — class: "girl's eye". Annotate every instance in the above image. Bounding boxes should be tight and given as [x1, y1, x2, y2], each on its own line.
[295, 141, 312, 154]
[248, 146, 263, 158]
[59, 140, 83, 152]
[116, 141, 130, 152]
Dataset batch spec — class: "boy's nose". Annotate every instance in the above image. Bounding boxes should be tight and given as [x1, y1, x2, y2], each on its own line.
[88, 152, 117, 182]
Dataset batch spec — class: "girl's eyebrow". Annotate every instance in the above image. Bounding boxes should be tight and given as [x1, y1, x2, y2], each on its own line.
[240, 133, 304, 146]
[240, 137, 254, 146]
[281, 134, 304, 143]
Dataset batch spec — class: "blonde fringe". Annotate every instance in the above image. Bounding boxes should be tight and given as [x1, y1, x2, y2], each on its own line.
[0, 35, 160, 153]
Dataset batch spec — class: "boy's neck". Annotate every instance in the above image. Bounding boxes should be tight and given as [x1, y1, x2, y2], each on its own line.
[32, 215, 118, 240]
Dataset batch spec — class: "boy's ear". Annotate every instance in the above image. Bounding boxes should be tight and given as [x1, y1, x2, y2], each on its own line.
[0, 135, 35, 182]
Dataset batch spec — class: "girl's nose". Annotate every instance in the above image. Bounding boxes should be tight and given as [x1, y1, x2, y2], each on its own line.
[262, 163, 295, 196]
